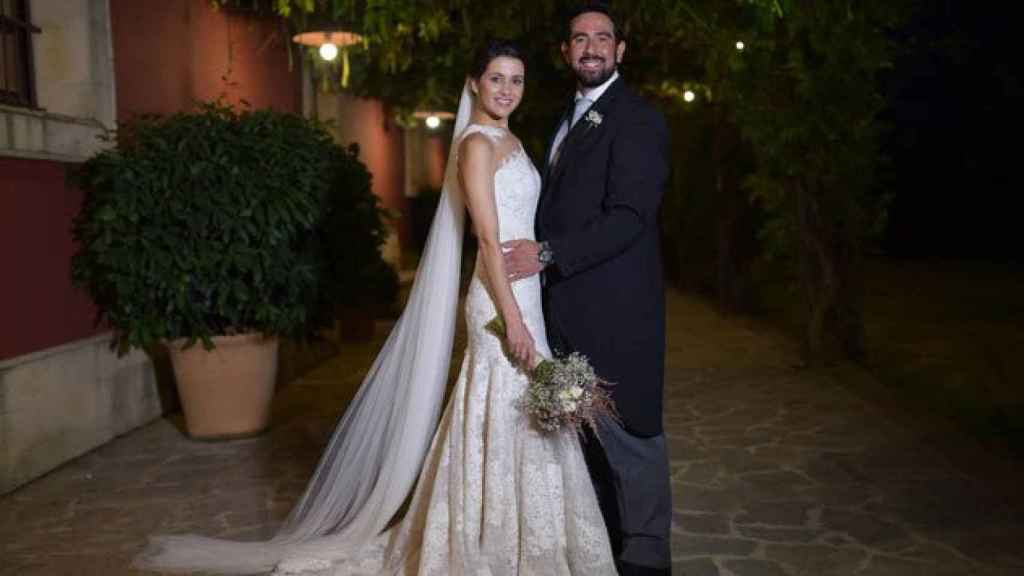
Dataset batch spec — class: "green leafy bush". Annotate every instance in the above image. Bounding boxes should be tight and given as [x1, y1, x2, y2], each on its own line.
[71, 102, 390, 350]
[316, 143, 399, 315]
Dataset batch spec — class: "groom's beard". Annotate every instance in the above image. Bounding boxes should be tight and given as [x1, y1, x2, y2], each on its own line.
[574, 57, 617, 88]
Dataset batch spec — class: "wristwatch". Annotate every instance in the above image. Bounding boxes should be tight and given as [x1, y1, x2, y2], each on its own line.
[537, 241, 555, 268]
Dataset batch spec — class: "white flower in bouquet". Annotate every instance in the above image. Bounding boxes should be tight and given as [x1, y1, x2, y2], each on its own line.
[486, 316, 619, 435]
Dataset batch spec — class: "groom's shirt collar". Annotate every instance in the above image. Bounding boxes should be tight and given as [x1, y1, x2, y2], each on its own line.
[576, 71, 619, 104]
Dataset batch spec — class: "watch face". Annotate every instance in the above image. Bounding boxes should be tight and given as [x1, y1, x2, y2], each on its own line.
[537, 241, 553, 266]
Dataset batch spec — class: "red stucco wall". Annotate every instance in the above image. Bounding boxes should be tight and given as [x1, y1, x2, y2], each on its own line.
[0, 1, 299, 361]
[325, 95, 409, 247]
[425, 133, 447, 190]
[350, 101, 405, 213]
[110, 0, 300, 120]
[0, 158, 100, 361]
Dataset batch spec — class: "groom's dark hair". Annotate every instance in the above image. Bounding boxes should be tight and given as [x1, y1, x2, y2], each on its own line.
[565, 1, 622, 42]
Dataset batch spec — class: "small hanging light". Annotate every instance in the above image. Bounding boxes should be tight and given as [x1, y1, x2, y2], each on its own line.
[293, 29, 363, 86]
[413, 110, 456, 130]
[292, 30, 362, 53]
[319, 42, 339, 62]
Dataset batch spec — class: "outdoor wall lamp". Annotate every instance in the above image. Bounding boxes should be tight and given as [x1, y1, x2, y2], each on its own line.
[292, 29, 363, 85]
[413, 111, 456, 130]
[292, 30, 362, 55]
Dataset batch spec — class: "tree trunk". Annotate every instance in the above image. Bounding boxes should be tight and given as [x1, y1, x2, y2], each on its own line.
[712, 105, 757, 314]
[796, 176, 867, 366]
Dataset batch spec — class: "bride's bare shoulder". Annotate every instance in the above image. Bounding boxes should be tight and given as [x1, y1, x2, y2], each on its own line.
[458, 132, 498, 169]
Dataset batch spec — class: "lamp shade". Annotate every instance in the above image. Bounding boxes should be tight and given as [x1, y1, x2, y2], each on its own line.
[412, 111, 456, 120]
[292, 30, 362, 48]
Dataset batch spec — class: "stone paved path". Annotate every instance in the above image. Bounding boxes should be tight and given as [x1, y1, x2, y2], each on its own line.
[3, 291, 1024, 575]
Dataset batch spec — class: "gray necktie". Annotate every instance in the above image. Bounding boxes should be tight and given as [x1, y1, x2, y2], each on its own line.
[550, 97, 593, 166]
[571, 97, 592, 128]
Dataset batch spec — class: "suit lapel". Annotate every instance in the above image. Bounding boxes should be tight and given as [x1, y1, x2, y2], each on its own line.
[543, 101, 575, 177]
[546, 77, 625, 188]
[538, 100, 574, 218]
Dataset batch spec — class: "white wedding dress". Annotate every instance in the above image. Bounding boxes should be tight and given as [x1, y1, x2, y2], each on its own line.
[278, 124, 616, 575]
[136, 90, 616, 575]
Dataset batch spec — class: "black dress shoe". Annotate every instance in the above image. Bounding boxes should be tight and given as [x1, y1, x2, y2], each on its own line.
[618, 560, 671, 576]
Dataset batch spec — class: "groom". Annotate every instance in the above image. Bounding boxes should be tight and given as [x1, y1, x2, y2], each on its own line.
[503, 3, 672, 575]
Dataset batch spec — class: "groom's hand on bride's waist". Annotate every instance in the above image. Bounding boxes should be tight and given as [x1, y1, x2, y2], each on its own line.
[502, 239, 545, 281]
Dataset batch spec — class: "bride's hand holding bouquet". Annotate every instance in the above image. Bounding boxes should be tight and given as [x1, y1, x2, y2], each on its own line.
[501, 312, 537, 368]
[487, 316, 618, 435]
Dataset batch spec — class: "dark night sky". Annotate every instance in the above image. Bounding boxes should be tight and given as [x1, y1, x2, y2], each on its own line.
[881, 1, 1022, 259]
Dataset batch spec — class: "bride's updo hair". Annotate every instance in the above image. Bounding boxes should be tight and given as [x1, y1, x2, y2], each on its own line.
[471, 40, 525, 79]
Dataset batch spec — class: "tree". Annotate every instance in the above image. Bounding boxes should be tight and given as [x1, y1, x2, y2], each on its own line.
[724, 0, 911, 363]
[212, 0, 912, 365]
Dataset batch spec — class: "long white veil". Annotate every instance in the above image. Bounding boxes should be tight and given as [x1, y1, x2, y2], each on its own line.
[136, 82, 476, 575]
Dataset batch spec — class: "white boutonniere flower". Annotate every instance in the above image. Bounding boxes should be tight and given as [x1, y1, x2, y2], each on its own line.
[586, 110, 603, 126]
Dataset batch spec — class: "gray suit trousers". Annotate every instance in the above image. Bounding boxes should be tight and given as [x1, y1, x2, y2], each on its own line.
[584, 417, 672, 574]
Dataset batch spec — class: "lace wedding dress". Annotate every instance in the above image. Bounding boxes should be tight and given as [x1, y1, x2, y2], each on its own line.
[276, 124, 616, 575]
[136, 87, 615, 576]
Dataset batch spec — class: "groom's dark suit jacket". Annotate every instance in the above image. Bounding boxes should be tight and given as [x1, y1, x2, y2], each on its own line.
[537, 77, 670, 438]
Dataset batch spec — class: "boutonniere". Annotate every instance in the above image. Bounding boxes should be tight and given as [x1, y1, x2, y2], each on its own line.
[585, 110, 604, 127]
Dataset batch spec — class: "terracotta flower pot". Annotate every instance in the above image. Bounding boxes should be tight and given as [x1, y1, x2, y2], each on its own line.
[167, 333, 279, 440]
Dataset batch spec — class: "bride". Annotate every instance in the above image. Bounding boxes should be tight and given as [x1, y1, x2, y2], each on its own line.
[137, 40, 616, 575]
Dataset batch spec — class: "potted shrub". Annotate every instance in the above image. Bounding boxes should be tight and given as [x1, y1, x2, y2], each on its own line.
[71, 102, 337, 439]
[410, 185, 442, 253]
[316, 143, 399, 341]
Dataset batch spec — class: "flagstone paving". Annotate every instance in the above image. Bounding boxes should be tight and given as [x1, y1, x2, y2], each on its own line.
[3, 290, 1024, 575]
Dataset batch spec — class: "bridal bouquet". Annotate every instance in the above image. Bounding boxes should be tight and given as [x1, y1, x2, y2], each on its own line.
[486, 316, 618, 434]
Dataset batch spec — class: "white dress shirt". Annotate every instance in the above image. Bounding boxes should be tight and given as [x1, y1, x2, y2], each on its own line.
[548, 71, 620, 165]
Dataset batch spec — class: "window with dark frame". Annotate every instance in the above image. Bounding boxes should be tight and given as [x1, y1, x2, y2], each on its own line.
[0, 0, 39, 108]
